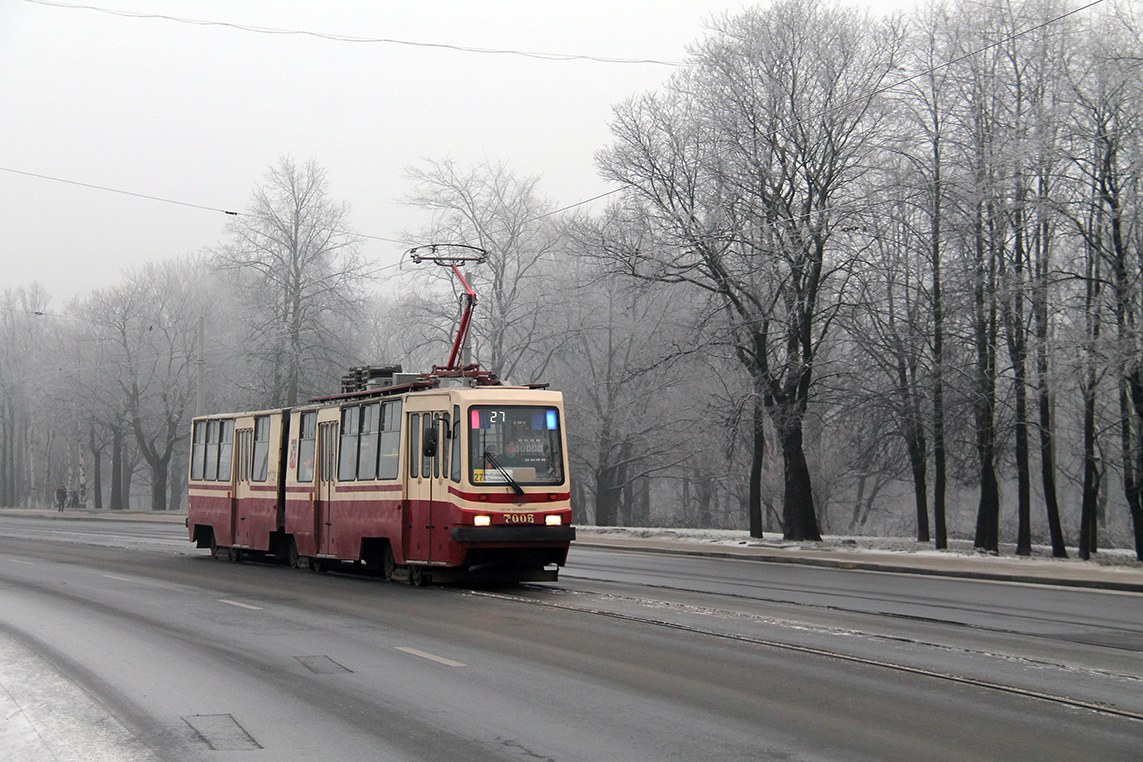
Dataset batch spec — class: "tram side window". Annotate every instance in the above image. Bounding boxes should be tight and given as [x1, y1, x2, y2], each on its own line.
[338, 406, 360, 481]
[408, 414, 420, 479]
[357, 403, 380, 481]
[450, 405, 461, 482]
[191, 421, 206, 481]
[204, 420, 220, 481]
[422, 414, 434, 479]
[235, 429, 248, 482]
[252, 416, 270, 482]
[378, 400, 402, 480]
[439, 413, 450, 480]
[297, 412, 317, 483]
[216, 420, 235, 482]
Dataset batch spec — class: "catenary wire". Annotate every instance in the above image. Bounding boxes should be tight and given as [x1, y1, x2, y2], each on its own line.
[6, 0, 1114, 247]
[23, 0, 684, 66]
[0, 166, 240, 216]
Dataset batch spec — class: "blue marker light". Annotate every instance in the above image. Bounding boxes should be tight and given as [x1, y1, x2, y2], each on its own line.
[546, 410, 558, 430]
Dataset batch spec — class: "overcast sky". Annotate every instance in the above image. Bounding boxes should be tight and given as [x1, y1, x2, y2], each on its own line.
[2, 0, 908, 303]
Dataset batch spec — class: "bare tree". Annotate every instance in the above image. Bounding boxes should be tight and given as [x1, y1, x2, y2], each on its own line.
[552, 241, 698, 526]
[1062, 10, 1143, 558]
[843, 173, 934, 542]
[216, 157, 367, 406]
[73, 257, 210, 510]
[0, 286, 53, 508]
[599, 0, 901, 540]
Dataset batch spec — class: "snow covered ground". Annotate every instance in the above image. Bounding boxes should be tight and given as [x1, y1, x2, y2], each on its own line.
[0, 633, 160, 762]
[577, 525, 1143, 568]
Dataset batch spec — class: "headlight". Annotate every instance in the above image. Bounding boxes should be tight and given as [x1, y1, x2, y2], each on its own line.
[545, 514, 562, 526]
[473, 515, 491, 527]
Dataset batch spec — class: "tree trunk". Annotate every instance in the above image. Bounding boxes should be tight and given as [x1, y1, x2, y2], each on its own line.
[1032, 210, 1066, 557]
[168, 457, 187, 513]
[1111, 203, 1142, 558]
[748, 388, 765, 538]
[696, 475, 714, 529]
[897, 343, 929, 542]
[150, 461, 169, 512]
[571, 473, 589, 526]
[930, 172, 948, 550]
[851, 474, 867, 532]
[595, 472, 620, 527]
[972, 206, 1001, 553]
[110, 425, 123, 511]
[1009, 325, 1032, 556]
[1, 402, 13, 507]
[906, 429, 929, 542]
[121, 449, 133, 512]
[774, 409, 820, 542]
[1079, 384, 1100, 560]
[1078, 231, 1103, 561]
[1004, 208, 1032, 556]
[89, 427, 103, 511]
[594, 429, 620, 526]
[1129, 372, 1143, 562]
[1038, 382, 1066, 556]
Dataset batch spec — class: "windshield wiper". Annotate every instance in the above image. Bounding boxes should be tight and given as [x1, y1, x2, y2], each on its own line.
[484, 451, 525, 496]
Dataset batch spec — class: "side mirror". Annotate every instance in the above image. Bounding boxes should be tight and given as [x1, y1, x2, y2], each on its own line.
[423, 428, 438, 458]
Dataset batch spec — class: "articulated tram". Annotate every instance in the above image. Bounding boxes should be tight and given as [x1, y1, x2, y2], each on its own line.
[187, 374, 574, 583]
[187, 246, 575, 583]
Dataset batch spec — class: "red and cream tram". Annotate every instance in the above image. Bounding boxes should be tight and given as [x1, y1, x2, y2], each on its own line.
[187, 374, 574, 583]
[187, 246, 575, 583]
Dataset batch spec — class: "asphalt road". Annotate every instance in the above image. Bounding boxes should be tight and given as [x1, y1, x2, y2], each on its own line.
[1, 515, 1140, 761]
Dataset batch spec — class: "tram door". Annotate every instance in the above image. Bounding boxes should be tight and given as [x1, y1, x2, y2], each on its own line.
[405, 408, 450, 563]
[314, 421, 338, 556]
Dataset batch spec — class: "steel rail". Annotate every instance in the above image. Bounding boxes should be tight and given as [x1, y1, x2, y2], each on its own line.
[466, 586, 1143, 724]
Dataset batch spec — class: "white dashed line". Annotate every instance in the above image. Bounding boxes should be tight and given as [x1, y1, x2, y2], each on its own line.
[219, 599, 264, 610]
[102, 574, 132, 582]
[395, 646, 466, 667]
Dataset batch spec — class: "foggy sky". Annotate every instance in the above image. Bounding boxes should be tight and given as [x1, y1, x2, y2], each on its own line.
[1, 0, 905, 302]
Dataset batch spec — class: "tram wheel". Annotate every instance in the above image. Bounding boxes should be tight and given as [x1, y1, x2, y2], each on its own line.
[227, 546, 242, 563]
[382, 545, 397, 582]
[287, 539, 301, 569]
[210, 539, 224, 560]
[310, 557, 325, 573]
[410, 566, 426, 586]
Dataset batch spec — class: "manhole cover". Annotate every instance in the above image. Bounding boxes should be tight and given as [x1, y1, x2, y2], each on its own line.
[184, 713, 261, 750]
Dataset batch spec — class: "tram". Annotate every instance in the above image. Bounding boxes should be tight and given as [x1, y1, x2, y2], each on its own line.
[186, 247, 574, 583]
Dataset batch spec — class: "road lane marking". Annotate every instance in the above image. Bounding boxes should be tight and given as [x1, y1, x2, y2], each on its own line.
[102, 574, 132, 581]
[395, 646, 466, 667]
[219, 599, 264, 610]
[10, 559, 34, 564]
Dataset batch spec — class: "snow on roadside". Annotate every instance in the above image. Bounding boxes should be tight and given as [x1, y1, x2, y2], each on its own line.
[577, 526, 1142, 568]
[0, 633, 160, 762]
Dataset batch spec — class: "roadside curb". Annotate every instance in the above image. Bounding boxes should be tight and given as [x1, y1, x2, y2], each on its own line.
[571, 538, 1143, 594]
[0, 508, 185, 523]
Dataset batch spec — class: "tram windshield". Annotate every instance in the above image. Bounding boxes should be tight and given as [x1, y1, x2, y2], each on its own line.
[468, 406, 564, 486]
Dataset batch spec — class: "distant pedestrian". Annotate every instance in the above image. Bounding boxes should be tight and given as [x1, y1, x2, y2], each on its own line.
[55, 483, 67, 513]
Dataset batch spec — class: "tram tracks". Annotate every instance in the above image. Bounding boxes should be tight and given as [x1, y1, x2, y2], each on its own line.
[558, 565, 1143, 665]
[465, 585, 1143, 724]
[563, 564, 1143, 654]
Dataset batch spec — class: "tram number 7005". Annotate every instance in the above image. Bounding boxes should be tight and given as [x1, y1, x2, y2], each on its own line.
[504, 513, 535, 524]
